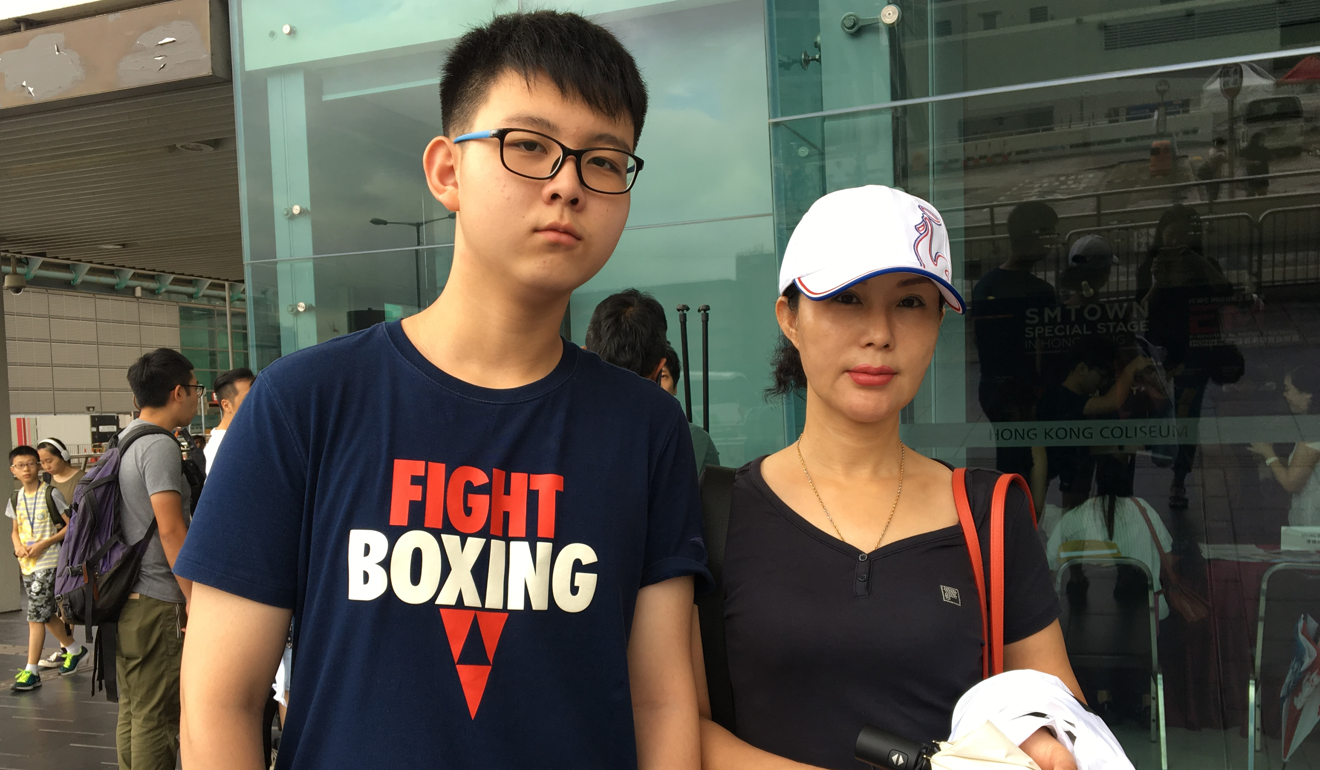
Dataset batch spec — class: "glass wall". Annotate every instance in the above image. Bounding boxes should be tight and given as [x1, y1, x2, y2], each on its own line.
[231, 0, 784, 465]
[232, 0, 1320, 764]
[767, 0, 1320, 767]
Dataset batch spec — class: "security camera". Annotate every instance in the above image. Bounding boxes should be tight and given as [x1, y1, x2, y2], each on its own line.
[4, 273, 25, 295]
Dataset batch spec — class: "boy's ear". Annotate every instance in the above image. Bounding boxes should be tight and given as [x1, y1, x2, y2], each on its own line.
[423, 136, 461, 214]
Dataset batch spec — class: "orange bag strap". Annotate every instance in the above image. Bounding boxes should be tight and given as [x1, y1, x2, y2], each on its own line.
[955, 470, 1037, 680]
[989, 473, 1036, 677]
[951, 469, 990, 680]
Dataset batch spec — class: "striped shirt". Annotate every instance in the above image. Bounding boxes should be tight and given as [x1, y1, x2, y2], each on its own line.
[6, 483, 69, 575]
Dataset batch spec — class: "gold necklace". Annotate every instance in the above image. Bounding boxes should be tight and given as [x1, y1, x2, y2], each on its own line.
[795, 436, 905, 551]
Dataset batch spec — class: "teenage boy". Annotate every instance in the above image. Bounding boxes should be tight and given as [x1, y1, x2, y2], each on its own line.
[118, 348, 200, 770]
[176, 12, 707, 770]
[585, 289, 720, 470]
[204, 367, 255, 473]
[7, 446, 84, 691]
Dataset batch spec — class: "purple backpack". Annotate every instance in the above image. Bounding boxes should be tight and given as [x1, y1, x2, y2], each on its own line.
[54, 424, 177, 698]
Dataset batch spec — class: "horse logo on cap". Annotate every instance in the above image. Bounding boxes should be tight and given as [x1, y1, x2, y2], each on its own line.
[912, 205, 948, 275]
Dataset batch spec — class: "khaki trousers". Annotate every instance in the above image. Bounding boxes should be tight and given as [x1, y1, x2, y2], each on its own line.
[116, 594, 184, 770]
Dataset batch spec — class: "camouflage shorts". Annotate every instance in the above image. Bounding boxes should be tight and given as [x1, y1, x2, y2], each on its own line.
[21, 568, 55, 623]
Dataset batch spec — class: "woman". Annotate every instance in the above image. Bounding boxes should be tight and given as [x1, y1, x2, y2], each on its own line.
[37, 438, 83, 508]
[695, 186, 1082, 770]
[1137, 205, 1235, 509]
[1045, 453, 1174, 621]
[1249, 364, 1320, 524]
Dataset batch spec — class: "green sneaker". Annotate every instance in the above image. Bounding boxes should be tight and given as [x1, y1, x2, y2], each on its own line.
[59, 647, 87, 676]
[11, 669, 40, 692]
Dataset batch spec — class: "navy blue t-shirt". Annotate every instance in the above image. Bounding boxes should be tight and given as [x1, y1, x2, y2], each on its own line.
[175, 322, 710, 769]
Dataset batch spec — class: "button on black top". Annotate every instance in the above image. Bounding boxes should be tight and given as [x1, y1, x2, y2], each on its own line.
[858, 553, 868, 562]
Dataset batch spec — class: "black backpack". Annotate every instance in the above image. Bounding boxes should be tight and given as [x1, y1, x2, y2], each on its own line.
[10, 485, 65, 534]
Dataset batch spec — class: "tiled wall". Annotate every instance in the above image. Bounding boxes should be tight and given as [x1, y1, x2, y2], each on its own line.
[4, 288, 181, 415]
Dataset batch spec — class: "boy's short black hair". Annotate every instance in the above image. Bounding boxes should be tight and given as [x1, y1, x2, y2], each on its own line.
[441, 11, 648, 145]
[1007, 201, 1059, 254]
[9, 446, 37, 462]
[662, 343, 682, 386]
[584, 289, 668, 379]
[213, 367, 256, 404]
[1064, 335, 1117, 375]
[128, 348, 195, 409]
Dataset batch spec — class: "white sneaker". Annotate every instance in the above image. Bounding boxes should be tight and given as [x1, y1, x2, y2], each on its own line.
[36, 651, 62, 669]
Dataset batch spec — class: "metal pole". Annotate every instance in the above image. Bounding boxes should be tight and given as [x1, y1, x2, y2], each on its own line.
[224, 281, 234, 370]
[1227, 95, 1237, 200]
[676, 305, 693, 423]
[415, 224, 425, 310]
[698, 305, 710, 432]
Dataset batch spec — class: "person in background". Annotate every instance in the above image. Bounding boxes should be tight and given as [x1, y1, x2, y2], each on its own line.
[1045, 453, 1173, 621]
[1250, 364, 1320, 525]
[1240, 133, 1270, 198]
[1032, 336, 1151, 511]
[1138, 205, 1236, 509]
[35, 437, 85, 671]
[204, 367, 255, 474]
[117, 348, 200, 770]
[37, 437, 84, 513]
[585, 290, 721, 470]
[659, 343, 721, 469]
[1197, 137, 1228, 202]
[8, 445, 85, 692]
[1046, 453, 1173, 726]
[971, 201, 1061, 480]
[659, 343, 681, 398]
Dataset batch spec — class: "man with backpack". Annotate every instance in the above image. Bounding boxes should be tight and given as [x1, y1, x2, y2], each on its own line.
[8, 445, 85, 691]
[113, 348, 199, 769]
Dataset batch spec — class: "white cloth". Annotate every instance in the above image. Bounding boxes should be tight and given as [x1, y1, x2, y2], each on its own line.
[950, 670, 1133, 770]
[203, 428, 226, 475]
[933, 722, 1040, 769]
[272, 645, 292, 707]
[1287, 442, 1320, 527]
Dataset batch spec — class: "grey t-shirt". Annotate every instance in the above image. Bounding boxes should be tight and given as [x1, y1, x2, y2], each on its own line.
[118, 419, 191, 603]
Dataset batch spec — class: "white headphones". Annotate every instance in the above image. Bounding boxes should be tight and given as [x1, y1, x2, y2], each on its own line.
[37, 437, 70, 463]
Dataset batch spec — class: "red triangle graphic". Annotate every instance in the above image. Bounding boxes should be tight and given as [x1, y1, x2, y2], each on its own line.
[438, 609, 476, 663]
[475, 611, 508, 662]
[454, 664, 491, 719]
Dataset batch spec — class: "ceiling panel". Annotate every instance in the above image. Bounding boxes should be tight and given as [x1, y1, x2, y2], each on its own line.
[0, 81, 243, 281]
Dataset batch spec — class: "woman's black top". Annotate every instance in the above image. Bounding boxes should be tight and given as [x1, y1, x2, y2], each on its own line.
[723, 459, 1059, 770]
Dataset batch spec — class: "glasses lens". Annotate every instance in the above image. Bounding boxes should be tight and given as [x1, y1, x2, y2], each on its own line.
[501, 131, 563, 180]
[581, 149, 636, 193]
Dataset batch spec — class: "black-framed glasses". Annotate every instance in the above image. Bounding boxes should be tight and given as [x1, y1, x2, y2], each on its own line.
[182, 383, 206, 396]
[453, 128, 644, 194]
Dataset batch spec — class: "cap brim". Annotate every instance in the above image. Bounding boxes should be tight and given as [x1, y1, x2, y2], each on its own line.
[795, 266, 965, 314]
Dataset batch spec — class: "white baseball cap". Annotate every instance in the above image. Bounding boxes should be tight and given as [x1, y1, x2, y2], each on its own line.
[778, 185, 965, 314]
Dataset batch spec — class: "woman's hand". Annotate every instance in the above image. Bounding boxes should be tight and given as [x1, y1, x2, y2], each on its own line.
[1019, 728, 1077, 770]
[1248, 442, 1277, 460]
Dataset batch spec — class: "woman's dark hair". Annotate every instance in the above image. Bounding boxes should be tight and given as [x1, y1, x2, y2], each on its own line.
[767, 286, 806, 398]
[1092, 453, 1135, 540]
[1287, 364, 1320, 410]
[440, 11, 648, 145]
